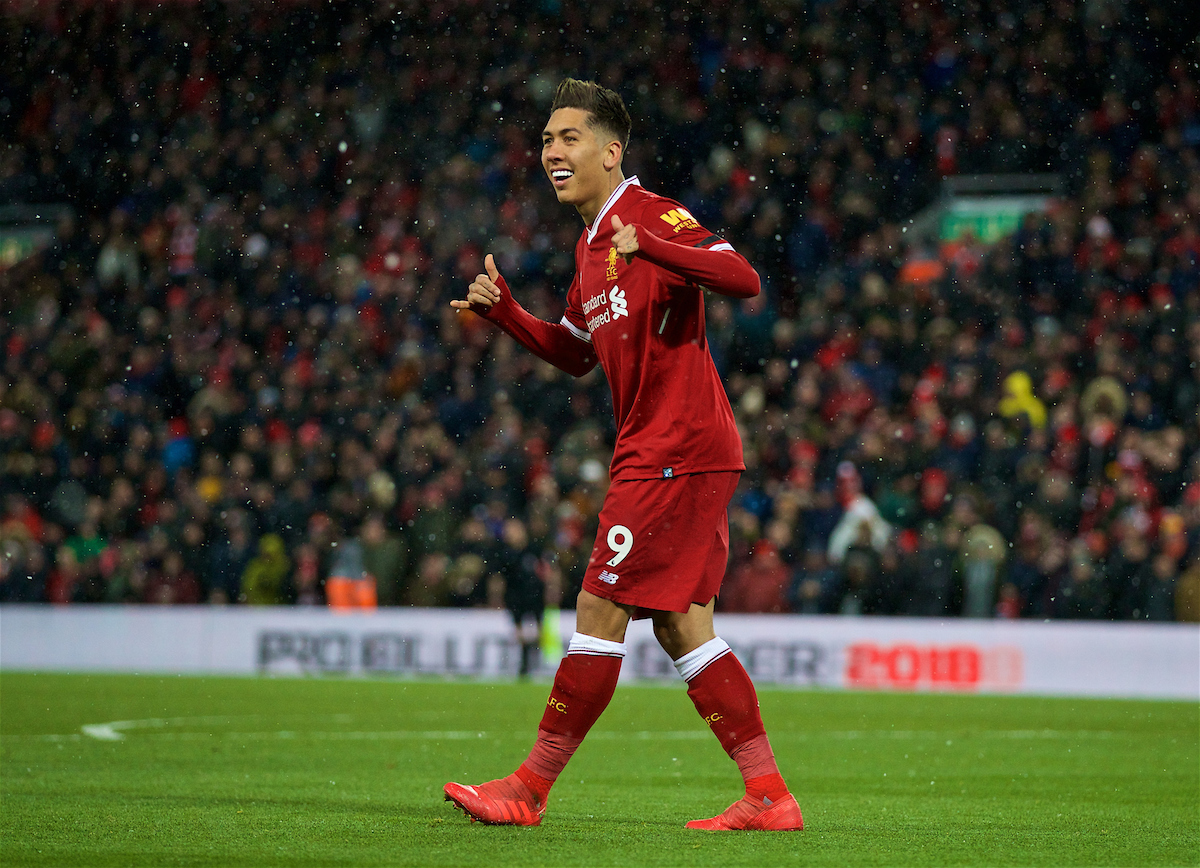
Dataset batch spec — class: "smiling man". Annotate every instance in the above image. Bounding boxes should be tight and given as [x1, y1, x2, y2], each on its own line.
[444, 78, 803, 832]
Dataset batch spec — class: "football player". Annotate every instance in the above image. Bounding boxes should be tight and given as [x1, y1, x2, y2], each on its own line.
[445, 78, 802, 832]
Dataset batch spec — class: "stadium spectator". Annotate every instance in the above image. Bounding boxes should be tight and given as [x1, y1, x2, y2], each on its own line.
[721, 539, 792, 614]
[487, 517, 546, 678]
[360, 514, 409, 607]
[906, 521, 958, 618]
[241, 533, 291, 606]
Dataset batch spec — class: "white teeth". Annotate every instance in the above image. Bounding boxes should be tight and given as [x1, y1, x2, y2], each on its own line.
[552, 169, 573, 179]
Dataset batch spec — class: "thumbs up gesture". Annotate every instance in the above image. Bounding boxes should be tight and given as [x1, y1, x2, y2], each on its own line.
[451, 254, 503, 312]
[611, 215, 639, 264]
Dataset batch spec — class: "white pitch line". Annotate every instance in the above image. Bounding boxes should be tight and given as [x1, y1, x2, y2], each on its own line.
[79, 723, 125, 741]
[52, 719, 1120, 744]
[73, 729, 712, 742]
[67, 714, 354, 742]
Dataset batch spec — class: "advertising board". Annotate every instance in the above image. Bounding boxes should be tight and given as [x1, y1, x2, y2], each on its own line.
[1, 605, 1195, 700]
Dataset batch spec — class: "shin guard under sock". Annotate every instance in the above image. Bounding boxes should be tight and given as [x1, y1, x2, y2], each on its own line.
[680, 638, 787, 797]
[520, 634, 625, 789]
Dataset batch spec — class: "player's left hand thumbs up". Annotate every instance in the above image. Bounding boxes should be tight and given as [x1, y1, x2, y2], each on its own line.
[611, 215, 639, 264]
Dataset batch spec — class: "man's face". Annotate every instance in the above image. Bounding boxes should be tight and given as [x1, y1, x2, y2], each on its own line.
[541, 107, 616, 212]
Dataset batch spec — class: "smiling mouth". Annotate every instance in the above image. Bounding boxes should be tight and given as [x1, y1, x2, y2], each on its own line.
[550, 168, 574, 186]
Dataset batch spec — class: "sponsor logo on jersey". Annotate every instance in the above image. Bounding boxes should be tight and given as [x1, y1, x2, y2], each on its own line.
[583, 287, 609, 332]
[598, 570, 620, 585]
[610, 286, 628, 319]
[584, 285, 627, 331]
[659, 207, 700, 233]
[606, 246, 620, 281]
[582, 287, 608, 315]
[585, 309, 610, 331]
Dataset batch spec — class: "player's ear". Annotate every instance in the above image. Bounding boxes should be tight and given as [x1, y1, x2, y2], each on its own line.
[603, 139, 623, 171]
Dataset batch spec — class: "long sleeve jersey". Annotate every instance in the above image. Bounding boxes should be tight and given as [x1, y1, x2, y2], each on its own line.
[482, 175, 760, 482]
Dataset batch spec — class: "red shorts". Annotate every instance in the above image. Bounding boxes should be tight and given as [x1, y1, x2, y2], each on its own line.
[581, 471, 740, 614]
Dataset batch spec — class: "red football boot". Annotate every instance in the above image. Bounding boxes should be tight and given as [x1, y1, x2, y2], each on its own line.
[443, 773, 546, 826]
[686, 792, 804, 831]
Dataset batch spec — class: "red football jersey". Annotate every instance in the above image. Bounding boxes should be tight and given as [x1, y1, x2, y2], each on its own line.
[556, 177, 747, 481]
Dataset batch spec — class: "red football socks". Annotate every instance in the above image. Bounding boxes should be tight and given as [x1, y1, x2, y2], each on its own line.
[514, 764, 552, 806]
[519, 635, 625, 790]
[682, 640, 787, 798]
[514, 634, 789, 806]
[685, 648, 768, 752]
[745, 770, 790, 804]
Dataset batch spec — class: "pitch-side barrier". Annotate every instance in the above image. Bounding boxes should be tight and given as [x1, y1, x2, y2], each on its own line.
[1, 605, 1195, 700]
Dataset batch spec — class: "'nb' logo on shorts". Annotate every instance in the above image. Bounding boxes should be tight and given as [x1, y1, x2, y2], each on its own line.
[598, 570, 620, 585]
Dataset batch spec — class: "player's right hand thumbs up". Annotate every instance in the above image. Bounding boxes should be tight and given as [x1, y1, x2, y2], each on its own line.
[450, 254, 504, 312]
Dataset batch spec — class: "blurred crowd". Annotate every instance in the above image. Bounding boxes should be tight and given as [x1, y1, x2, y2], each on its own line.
[1, 0, 1199, 621]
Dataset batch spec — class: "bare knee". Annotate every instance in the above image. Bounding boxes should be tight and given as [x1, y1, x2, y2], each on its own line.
[652, 602, 717, 660]
[574, 590, 634, 643]
[653, 621, 690, 659]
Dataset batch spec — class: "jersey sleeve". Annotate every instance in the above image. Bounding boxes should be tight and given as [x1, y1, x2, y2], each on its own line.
[481, 272, 598, 377]
[561, 270, 590, 341]
[634, 201, 760, 299]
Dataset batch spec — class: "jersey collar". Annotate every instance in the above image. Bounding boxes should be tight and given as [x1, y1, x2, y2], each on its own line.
[586, 175, 641, 244]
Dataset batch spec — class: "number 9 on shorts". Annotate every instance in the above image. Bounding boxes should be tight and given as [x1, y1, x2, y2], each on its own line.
[606, 525, 634, 566]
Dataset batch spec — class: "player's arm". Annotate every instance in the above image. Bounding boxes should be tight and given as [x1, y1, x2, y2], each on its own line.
[450, 254, 598, 377]
[611, 215, 760, 299]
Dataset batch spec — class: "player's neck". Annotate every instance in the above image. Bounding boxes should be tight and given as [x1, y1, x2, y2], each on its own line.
[577, 169, 626, 228]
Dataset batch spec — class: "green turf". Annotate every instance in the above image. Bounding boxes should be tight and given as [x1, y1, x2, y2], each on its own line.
[1, 673, 1196, 867]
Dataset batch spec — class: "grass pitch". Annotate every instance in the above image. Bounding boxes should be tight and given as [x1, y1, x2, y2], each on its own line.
[0, 673, 1196, 867]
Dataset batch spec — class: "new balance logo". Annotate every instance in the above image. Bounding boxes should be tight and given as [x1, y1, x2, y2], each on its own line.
[660, 208, 700, 232]
[598, 570, 619, 585]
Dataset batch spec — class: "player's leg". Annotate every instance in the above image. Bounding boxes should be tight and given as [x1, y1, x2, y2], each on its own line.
[517, 590, 631, 795]
[444, 590, 633, 825]
[653, 599, 803, 831]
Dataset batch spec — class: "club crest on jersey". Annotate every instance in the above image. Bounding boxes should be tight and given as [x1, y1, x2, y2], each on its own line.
[606, 246, 620, 281]
[660, 207, 700, 233]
